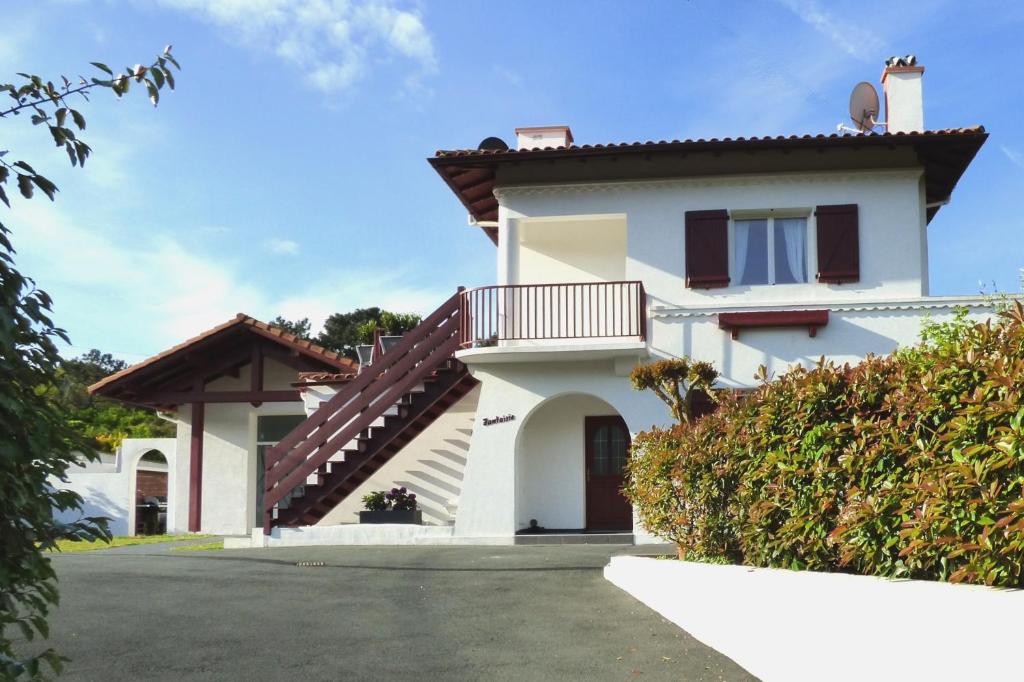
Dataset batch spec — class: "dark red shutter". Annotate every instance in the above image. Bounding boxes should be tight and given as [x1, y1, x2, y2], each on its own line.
[685, 210, 730, 288]
[815, 204, 859, 284]
[689, 389, 718, 419]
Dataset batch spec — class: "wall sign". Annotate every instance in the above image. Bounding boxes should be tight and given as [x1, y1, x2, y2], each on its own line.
[482, 414, 515, 427]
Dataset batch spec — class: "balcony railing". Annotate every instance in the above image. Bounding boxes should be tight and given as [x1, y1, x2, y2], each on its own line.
[459, 281, 647, 349]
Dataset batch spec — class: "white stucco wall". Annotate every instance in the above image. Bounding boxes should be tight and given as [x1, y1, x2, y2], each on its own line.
[516, 215, 627, 284]
[172, 358, 306, 536]
[516, 393, 619, 530]
[51, 438, 176, 537]
[496, 169, 930, 306]
[454, 359, 669, 539]
[317, 385, 480, 526]
[652, 298, 995, 388]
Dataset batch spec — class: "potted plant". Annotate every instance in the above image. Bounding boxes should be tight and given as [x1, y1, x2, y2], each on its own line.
[358, 487, 422, 525]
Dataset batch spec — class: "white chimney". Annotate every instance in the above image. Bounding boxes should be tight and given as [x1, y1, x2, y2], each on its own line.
[515, 125, 573, 150]
[881, 56, 924, 133]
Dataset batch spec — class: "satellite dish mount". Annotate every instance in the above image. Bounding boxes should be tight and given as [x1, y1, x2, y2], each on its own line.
[847, 81, 885, 133]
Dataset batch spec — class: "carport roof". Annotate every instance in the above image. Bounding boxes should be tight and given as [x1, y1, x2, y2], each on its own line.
[89, 314, 356, 409]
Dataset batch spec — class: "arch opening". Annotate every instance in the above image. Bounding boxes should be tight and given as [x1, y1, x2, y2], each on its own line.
[134, 449, 168, 535]
[515, 393, 632, 533]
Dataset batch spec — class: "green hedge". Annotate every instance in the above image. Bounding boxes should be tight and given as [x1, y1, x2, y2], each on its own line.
[625, 305, 1024, 586]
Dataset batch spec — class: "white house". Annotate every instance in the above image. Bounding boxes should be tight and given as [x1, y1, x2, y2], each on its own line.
[87, 58, 997, 546]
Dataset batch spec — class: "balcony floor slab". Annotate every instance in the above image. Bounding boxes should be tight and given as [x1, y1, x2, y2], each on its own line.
[456, 340, 647, 364]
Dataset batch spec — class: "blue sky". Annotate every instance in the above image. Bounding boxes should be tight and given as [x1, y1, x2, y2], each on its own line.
[3, 0, 1022, 362]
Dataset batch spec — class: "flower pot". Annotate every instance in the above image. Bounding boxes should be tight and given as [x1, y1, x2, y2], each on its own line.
[358, 509, 422, 525]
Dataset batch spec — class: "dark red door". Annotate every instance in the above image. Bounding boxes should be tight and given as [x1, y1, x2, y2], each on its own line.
[585, 416, 632, 531]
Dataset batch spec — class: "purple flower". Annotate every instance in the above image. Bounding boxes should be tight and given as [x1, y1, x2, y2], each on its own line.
[399, 487, 407, 493]
[409, 493, 416, 499]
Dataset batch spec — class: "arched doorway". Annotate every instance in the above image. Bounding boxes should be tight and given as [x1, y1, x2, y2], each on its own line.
[515, 393, 632, 532]
[134, 450, 168, 535]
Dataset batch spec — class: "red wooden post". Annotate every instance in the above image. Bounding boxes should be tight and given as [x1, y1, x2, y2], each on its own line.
[187, 398, 205, 532]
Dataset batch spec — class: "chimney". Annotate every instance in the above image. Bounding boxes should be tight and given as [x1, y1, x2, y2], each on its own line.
[515, 125, 573, 150]
[881, 55, 924, 133]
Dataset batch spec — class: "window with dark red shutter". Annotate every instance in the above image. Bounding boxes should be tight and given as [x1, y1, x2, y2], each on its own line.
[685, 209, 730, 288]
[689, 389, 718, 419]
[815, 204, 860, 284]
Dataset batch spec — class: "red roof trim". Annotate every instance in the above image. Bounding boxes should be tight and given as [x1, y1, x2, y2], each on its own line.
[89, 314, 356, 395]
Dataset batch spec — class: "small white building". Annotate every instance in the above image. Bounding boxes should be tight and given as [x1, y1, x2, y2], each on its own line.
[88, 59, 998, 546]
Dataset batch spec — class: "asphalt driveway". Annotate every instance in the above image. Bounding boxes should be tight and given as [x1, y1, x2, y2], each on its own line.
[33, 544, 755, 681]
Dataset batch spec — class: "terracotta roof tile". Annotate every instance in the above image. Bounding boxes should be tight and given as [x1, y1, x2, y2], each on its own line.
[89, 314, 356, 395]
[429, 127, 988, 231]
[433, 127, 986, 158]
[294, 371, 358, 386]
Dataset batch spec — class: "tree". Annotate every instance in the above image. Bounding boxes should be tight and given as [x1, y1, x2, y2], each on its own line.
[1, 48, 180, 679]
[269, 315, 311, 341]
[630, 358, 719, 424]
[57, 350, 174, 451]
[317, 307, 421, 359]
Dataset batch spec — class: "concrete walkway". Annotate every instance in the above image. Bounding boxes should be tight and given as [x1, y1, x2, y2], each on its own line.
[35, 544, 755, 681]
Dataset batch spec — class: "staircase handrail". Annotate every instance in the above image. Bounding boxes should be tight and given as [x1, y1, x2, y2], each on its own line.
[262, 289, 463, 516]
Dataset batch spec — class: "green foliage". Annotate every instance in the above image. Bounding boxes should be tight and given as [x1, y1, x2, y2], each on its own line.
[269, 316, 311, 341]
[54, 350, 174, 452]
[629, 358, 719, 423]
[361, 491, 389, 512]
[626, 305, 1024, 587]
[318, 307, 422, 359]
[361, 487, 418, 512]
[1, 48, 179, 678]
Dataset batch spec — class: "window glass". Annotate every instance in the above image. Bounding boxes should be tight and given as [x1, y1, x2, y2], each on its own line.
[257, 414, 306, 443]
[592, 423, 629, 475]
[735, 219, 769, 285]
[773, 217, 807, 284]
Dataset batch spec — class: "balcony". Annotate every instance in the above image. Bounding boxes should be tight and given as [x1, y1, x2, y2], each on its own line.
[457, 281, 647, 363]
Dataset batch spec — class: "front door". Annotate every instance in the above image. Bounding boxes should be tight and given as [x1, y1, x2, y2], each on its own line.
[584, 416, 632, 531]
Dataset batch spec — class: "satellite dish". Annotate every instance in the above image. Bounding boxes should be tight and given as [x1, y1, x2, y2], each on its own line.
[849, 81, 880, 132]
[477, 136, 509, 152]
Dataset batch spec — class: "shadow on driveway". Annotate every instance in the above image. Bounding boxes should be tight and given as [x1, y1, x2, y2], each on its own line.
[29, 544, 756, 681]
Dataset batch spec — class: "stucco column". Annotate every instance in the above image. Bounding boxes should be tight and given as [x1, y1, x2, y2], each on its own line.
[496, 204, 518, 286]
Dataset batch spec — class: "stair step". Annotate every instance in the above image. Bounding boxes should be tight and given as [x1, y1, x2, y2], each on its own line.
[267, 352, 475, 531]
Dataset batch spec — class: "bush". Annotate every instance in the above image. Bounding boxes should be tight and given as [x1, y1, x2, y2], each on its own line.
[626, 305, 1024, 586]
[361, 487, 418, 512]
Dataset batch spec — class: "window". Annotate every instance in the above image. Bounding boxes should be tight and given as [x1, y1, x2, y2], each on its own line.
[590, 423, 629, 476]
[255, 414, 306, 524]
[734, 216, 808, 285]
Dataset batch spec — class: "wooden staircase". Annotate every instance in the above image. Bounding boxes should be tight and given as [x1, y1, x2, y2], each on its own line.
[263, 290, 475, 533]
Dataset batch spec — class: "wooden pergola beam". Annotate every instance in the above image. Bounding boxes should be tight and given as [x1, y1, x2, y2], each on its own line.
[147, 389, 301, 405]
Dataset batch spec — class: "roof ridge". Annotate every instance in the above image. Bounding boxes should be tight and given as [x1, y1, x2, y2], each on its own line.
[433, 126, 987, 157]
[88, 313, 355, 396]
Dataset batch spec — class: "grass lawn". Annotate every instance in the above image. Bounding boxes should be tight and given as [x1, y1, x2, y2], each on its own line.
[170, 540, 224, 552]
[52, 534, 213, 553]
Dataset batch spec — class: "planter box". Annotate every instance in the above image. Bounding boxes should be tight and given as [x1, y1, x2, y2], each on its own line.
[358, 509, 422, 525]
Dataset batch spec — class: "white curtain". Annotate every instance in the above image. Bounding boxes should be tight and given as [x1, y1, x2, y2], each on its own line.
[778, 218, 807, 283]
[734, 220, 751, 285]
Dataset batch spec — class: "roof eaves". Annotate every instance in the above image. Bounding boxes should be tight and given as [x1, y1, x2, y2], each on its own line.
[88, 314, 355, 396]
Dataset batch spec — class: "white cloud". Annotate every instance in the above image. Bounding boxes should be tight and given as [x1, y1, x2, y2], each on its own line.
[155, 0, 437, 94]
[776, 0, 884, 60]
[263, 238, 300, 255]
[1002, 145, 1024, 169]
[9, 201, 450, 357]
